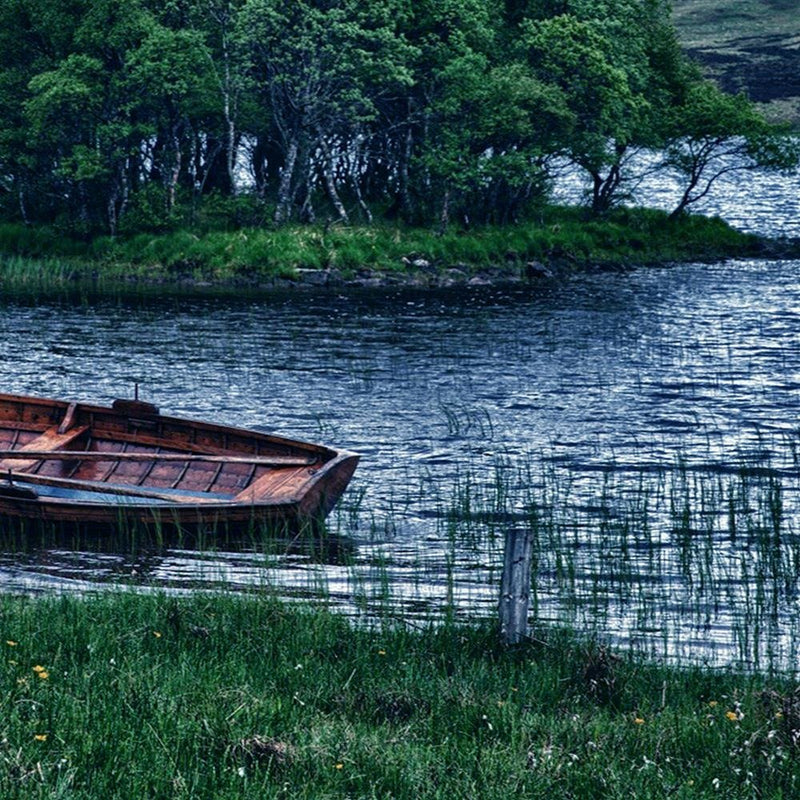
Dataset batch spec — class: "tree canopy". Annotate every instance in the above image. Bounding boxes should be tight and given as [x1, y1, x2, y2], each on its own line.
[0, 0, 794, 235]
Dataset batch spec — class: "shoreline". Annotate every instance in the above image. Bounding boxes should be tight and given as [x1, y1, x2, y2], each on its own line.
[3, 208, 799, 297]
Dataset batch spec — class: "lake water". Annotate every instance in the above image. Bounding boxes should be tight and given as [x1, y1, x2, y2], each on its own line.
[2, 164, 800, 670]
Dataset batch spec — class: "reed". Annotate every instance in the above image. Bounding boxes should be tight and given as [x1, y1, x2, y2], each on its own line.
[5, 432, 795, 674]
[327, 430, 800, 674]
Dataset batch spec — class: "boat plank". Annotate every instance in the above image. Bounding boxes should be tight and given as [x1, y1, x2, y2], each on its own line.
[233, 467, 312, 503]
[5, 471, 230, 505]
[0, 450, 317, 466]
[89, 429, 307, 458]
[0, 421, 52, 433]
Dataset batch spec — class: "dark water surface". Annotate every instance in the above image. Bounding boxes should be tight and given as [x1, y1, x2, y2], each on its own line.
[2, 170, 800, 669]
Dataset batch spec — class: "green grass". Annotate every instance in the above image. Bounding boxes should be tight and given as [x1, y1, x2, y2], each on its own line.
[0, 208, 768, 297]
[0, 591, 798, 799]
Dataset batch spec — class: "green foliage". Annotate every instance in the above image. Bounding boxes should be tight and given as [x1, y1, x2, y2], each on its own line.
[0, 0, 794, 233]
[117, 184, 178, 235]
[663, 81, 800, 216]
[517, 1, 697, 213]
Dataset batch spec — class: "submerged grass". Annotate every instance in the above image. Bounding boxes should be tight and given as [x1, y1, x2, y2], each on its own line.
[0, 207, 768, 297]
[410, 436, 800, 674]
[0, 591, 798, 799]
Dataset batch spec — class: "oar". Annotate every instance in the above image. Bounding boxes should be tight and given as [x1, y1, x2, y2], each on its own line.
[0, 450, 317, 467]
[1, 472, 232, 505]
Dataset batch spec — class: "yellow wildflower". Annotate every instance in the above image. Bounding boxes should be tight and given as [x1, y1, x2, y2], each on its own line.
[32, 665, 45, 673]
[6, 640, 17, 647]
[634, 717, 645, 725]
[335, 763, 344, 770]
[36, 670, 49, 680]
[726, 711, 738, 722]
[377, 649, 386, 656]
[153, 631, 162, 638]
[708, 701, 718, 708]
[34, 734, 47, 742]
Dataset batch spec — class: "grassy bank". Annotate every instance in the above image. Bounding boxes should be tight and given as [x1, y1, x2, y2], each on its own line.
[0, 591, 797, 799]
[0, 208, 771, 296]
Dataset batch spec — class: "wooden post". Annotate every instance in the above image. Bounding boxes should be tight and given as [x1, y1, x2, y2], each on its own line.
[499, 528, 533, 645]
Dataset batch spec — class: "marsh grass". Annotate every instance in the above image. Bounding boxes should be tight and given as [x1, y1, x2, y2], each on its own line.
[420, 445, 800, 673]
[0, 591, 799, 799]
[1, 437, 798, 674]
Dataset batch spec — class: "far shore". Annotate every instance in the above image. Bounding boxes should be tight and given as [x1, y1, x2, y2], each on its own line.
[2, 207, 799, 297]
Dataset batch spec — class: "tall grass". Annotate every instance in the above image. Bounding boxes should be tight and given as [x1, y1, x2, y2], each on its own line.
[1, 439, 797, 675]
[412, 442, 800, 674]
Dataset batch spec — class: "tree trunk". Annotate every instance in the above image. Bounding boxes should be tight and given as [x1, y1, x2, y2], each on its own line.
[274, 137, 298, 224]
[18, 187, 30, 226]
[591, 164, 622, 215]
[201, 136, 233, 195]
[400, 125, 414, 217]
[222, 37, 236, 193]
[168, 127, 182, 211]
[438, 186, 451, 234]
[107, 189, 118, 238]
[252, 135, 283, 199]
[319, 136, 349, 224]
[351, 174, 373, 224]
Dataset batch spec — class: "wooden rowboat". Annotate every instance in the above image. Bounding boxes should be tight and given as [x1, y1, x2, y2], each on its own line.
[0, 392, 359, 532]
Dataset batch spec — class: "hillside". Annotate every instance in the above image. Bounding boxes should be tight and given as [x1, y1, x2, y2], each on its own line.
[671, 0, 800, 124]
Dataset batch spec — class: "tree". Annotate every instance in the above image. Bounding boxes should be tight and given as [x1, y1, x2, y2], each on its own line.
[241, 0, 415, 224]
[415, 54, 571, 227]
[663, 82, 800, 217]
[21, 0, 159, 233]
[126, 23, 214, 212]
[519, 1, 687, 215]
[0, 0, 84, 224]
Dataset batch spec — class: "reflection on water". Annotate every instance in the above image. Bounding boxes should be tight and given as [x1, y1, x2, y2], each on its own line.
[1, 171, 800, 669]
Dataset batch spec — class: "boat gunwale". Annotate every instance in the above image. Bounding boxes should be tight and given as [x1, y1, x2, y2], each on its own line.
[0, 391, 338, 459]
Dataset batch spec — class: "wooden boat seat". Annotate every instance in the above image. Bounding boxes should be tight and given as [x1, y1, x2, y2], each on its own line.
[0, 423, 90, 472]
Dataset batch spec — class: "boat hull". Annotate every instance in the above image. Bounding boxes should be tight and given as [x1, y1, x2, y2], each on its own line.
[0, 393, 359, 533]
